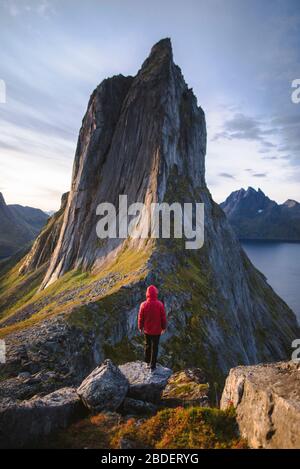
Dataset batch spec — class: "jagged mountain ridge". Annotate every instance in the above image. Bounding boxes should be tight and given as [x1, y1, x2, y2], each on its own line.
[0, 192, 48, 259]
[0, 40, 299, 397]
[221, 187, 300, 240]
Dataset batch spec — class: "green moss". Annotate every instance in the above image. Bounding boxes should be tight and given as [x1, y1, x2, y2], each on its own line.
[170, 382, 209, 397]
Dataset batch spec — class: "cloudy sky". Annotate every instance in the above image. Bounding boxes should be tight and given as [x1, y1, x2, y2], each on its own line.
[0, 0, 299, 211]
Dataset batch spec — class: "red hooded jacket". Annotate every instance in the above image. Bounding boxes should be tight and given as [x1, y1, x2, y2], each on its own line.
[138, 285, 167, 335]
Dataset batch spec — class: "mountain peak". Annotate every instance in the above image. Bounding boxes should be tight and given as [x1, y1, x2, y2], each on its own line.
[283, 199, 299, 208]
[243, 187, 266, 198]
[40, 38, 205, 289]
[139, 37, 174, 78]
[149, 37, 172, 58]
[221, 186, 275, 219]
[246, 186, 256, 194]
[222, 187, 300, 240]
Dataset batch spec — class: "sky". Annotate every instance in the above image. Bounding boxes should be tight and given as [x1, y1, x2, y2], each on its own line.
[0, 0, 299, 211]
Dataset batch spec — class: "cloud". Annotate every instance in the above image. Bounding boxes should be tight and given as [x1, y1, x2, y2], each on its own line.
[253, 173, 267, 178]
[260, 140, 275, 148]
[223, 113, 262, 140]
[2, 0, 55, 18]
[268, 114, 300, 167]
[211, 109, 300, 179]
[212, 113, 276, 152]
[219, 172, 235, 179]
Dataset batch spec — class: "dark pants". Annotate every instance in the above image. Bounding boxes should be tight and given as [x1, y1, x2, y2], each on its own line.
[144, 334, 160, 370]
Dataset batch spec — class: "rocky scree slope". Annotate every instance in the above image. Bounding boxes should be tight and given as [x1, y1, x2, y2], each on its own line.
[0, 39, 299, 398]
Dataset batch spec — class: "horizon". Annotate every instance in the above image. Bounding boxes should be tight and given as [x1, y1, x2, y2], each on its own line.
[0, 0, 300, 211]
[1, 185, 299, 214]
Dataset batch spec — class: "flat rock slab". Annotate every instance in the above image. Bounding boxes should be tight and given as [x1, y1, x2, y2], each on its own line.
[77, 359, 128, 413]
[119, 361, 172, 403]
[0, 387, 84, 448]
[221, 360, 300, 449]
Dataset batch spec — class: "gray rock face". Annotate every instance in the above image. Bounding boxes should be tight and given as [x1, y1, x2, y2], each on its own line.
[221, 361, 300, 448]
[119, 360, 172, 403]
[0, 314, 103, 401]
[77, 359, 128, 413]
[0, 387, 84, 448]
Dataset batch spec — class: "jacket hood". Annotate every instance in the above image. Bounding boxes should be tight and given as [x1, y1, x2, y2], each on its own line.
[146, 285, 158, 300]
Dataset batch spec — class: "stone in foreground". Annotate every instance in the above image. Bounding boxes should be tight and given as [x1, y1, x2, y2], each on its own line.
[0, 387, 83, 448]
[120, 397, 157, 416]
[221, 360, 300, 449]
[77, 359, 128, 413]
[162, 368, 210, 407]
[119, 361, 172, 403]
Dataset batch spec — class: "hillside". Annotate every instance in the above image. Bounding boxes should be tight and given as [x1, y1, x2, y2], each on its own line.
[0, 193, 48, 259]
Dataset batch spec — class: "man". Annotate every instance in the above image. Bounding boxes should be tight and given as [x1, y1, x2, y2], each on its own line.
[138, 285, 167, 372]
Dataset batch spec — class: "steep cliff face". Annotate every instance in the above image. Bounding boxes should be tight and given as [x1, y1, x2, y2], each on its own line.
[41, 39, 206, 289]
[19, 192, 69, 275]
[0, 39, 299, 393]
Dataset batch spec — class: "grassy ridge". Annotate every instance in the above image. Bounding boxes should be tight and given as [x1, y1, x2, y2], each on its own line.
[0, 246, 151, 338]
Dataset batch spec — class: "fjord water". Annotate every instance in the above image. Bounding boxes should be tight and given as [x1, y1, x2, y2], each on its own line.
[241, 240, 300, 324]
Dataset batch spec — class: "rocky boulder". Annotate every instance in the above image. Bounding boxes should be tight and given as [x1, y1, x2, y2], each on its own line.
[119, 361, 172, 403]
[77, 359, 128, 413]
[0, 387, 84, 448]
[162, 368, 210, 407]
[221, 360, 300, 449]
[120, 397, 157, 416]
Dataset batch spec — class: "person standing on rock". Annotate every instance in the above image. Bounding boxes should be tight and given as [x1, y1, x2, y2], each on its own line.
[138, 285, 167, 372]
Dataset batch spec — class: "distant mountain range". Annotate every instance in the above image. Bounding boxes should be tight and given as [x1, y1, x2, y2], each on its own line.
[0, 192, 49, 258]
[221, 187, 300, 241]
